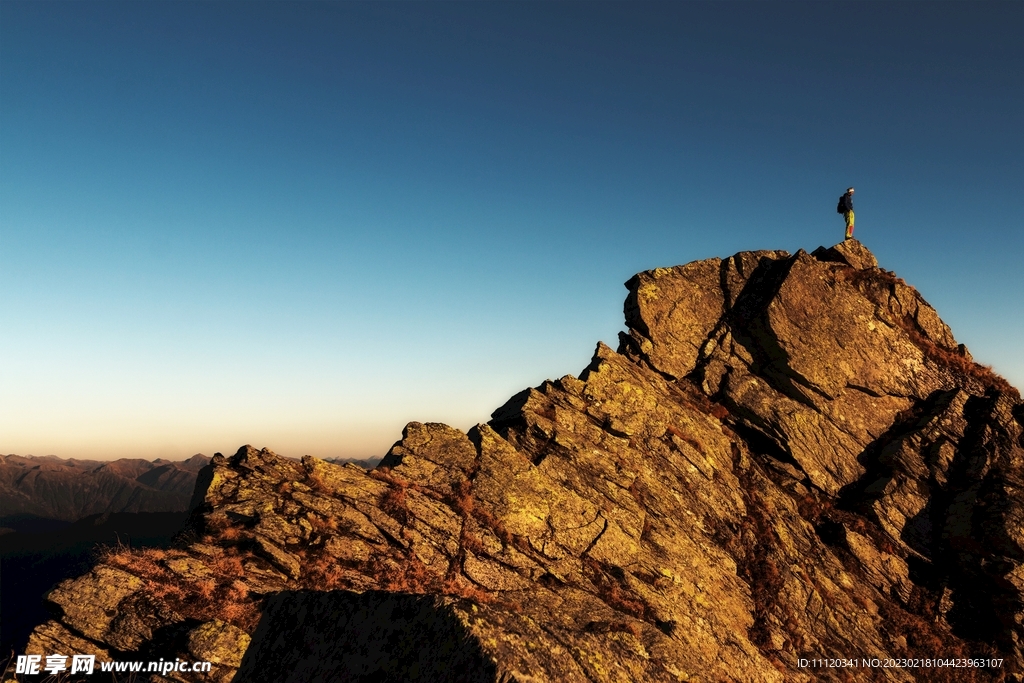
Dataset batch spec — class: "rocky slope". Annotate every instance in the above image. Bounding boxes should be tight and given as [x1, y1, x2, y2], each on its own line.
[14, 240, 1024, 683]
[1, 454, 209, 528]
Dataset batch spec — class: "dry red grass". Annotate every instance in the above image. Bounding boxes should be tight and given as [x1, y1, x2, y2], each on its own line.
[583, 620, 642, 637]
[366, 529, 498, 606]
[370, 468, 448, 503]
[841, 266, 1017, 398]
[304, 472, 331, 494]
[794, 490, 832, 524]
[641, 515, 654, 541]
[899, 316, 1018, 397]
[582, 557, 649, 621]
[99, 546, 263, 632]
[441, 574, 493, 604]
[471, 507, 514, 547]
[670, 382, 732, 422]
[305, 512, 339, 535]
[379, 484, 411, 525]
[227, 580, 249, 602]
[449, 477, 475, 517]
[876, 600, 1003, 683]
[303, 550, 353, 590]
[716, 463, 799, 652]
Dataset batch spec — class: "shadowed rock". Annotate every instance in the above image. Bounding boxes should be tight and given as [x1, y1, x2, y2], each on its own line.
[235, 591, 496, 683]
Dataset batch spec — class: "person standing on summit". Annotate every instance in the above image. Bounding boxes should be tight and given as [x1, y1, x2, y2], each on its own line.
[837, 187, 855, 240]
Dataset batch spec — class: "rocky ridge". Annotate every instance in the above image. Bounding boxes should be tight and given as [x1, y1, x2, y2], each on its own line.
[14, 240, 1024, 683]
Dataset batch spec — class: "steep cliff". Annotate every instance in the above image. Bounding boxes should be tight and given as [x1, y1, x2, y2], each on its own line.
[15, 241, 1023, 683]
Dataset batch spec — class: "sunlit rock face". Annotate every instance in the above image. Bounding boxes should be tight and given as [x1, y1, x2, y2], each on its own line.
[25, 240, 1023, 683]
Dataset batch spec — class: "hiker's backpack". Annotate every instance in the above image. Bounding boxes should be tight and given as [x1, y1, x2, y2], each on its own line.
[836, 195, 846, 214]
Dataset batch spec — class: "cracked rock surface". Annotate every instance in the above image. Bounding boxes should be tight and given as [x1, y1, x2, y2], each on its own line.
[19, 241, 1023, 682]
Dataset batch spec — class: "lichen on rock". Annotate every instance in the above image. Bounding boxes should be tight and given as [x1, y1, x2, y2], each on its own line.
[20, 240, 1023, 683]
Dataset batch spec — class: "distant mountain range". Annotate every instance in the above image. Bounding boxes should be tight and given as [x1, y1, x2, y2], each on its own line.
[325, 456, 382, 469]
[0, 452, 383, 655]
[0, 453, 382, 533]
[0, 454, 210, 531]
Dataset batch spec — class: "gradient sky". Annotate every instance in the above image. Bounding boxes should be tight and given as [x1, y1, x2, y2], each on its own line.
[2, 2, 1021, 461]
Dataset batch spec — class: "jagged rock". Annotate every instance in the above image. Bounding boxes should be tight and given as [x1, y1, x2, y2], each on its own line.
[187, 620, 251, 667]
[239, 560, 290, 594]
[25, 620, 110, 661]
[812, 238, 879, 270]
[254, 535, 301, 579]
[44, 565, 144, 642]
[165, 556, 213, 581]
[21, 241, 1023, 682]
[842, 526, 914, 603]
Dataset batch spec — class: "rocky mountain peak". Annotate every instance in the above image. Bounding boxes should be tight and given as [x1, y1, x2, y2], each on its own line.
[18, 241, 1023, 683]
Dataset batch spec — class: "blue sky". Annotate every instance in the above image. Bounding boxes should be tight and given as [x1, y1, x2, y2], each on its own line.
[2, 2, 1021, 461]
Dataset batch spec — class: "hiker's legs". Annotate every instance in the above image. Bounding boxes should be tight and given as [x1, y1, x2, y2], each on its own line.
[845, 210, 855, 239]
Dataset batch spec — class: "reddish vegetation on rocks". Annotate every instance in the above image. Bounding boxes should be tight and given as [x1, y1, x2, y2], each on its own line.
[16, 240, 1023, 683]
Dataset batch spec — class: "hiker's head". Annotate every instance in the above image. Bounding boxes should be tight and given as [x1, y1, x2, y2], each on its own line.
[847, 187, 855, 194]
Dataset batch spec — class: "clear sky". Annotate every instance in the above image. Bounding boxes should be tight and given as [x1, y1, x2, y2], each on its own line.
[2, 2, 1021, 461]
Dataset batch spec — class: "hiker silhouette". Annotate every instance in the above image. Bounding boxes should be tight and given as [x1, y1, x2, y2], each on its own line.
[837, 187, 855, 240]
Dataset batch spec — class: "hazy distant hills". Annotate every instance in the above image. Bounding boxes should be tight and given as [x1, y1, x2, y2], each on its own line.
[325, 456, 382, 469]
[0, 453, 382, 532]
[0, 452, 380, 652]
[0, 454, 210, 651]
[0, 453, 210, 530]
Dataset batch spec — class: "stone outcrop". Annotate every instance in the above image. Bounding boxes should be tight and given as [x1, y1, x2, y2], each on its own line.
[15, 240, 1023, 683]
